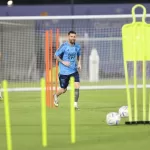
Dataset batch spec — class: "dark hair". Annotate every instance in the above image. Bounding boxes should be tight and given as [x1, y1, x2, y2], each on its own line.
[68, 30, 76, 35]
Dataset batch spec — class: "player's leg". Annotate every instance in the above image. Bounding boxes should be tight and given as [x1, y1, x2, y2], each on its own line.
[0, 84, 2, 100]
[72, 72, 80, 109]
[54, 88, 66, 107]
[0, 92, 2, 100]
[54, 74, 69, 107]
[0, 84, 3, 100]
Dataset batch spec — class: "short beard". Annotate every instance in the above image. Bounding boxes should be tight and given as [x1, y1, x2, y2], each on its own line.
[69, 40, 75, 45]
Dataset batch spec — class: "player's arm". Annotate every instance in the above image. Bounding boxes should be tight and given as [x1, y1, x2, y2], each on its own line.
[55, 55, 63, 63]
[77, 46, 81, 71]
[77, 55, 81, 65]
[54, 44, 65, 63]
[54, 44, 70, 66]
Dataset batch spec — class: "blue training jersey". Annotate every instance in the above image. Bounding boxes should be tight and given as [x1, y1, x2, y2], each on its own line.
[55, 42, 81, 75]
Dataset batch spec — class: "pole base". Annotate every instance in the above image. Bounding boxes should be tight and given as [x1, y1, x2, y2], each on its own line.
[125, 121, 150, 125]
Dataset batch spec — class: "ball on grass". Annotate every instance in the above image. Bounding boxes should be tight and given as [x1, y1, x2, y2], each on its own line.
[119, 106, 128, 118]
[106, 112, 121, 126]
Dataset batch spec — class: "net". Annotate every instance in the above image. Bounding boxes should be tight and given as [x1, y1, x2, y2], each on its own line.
[0, 15, 150, 91]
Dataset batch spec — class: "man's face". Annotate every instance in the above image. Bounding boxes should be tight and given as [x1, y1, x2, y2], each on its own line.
[68, 33, 76, 44]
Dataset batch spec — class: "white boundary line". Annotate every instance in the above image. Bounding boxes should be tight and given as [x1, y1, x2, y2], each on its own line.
[1, 85, 150, 92]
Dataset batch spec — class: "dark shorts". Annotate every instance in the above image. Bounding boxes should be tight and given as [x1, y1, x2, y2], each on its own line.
[59, 72, 80, 89]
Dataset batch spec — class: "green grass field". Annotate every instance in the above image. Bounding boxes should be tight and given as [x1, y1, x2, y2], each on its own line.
[6, 79, 150, 88]
[0, 89, 150, 150]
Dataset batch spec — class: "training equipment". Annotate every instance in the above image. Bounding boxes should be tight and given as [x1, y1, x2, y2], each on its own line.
[122, 4, 150, 124]
[106, 112, 121, 126]
[40, 78, 47, 147]
[45, 30, 57, 107]
[119, 106, 128, 118]
[3, 80, 12, 150]
[1, 12, 150, 94]
[70, 77, 76, 143]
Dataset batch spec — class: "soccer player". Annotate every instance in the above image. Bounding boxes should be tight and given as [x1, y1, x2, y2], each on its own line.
[54, 31, 81, 110]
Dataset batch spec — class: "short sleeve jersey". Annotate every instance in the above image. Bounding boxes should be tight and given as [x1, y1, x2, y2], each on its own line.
[55, 42, 81, 75]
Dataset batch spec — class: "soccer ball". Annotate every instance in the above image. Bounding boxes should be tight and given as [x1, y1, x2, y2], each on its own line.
[106, 112, 121, 126]
[119, 106, 128, 118]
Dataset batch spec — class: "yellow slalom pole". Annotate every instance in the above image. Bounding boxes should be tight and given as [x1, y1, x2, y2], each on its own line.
[133, 24, 138, 122]
[40, 78, 47, 147]
[142, 33, 147, 122]
[123, 60, 132, 122]
[70, 77, 76, 144]
[3, 80, 12, 150]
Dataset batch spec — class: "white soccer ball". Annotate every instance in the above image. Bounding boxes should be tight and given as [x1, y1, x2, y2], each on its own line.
[119, 106, 128, 118]
[106, 112, 121, 126]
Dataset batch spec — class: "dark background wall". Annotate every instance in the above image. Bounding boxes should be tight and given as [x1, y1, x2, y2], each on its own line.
[0, 0, 150, 16]
[1, 3, 150, 16]
[0, 0, 150, 5]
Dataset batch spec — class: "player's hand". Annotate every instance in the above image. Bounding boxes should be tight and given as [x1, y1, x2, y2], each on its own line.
[77, 64, 81, 72]
[62, 61, 70, 67]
